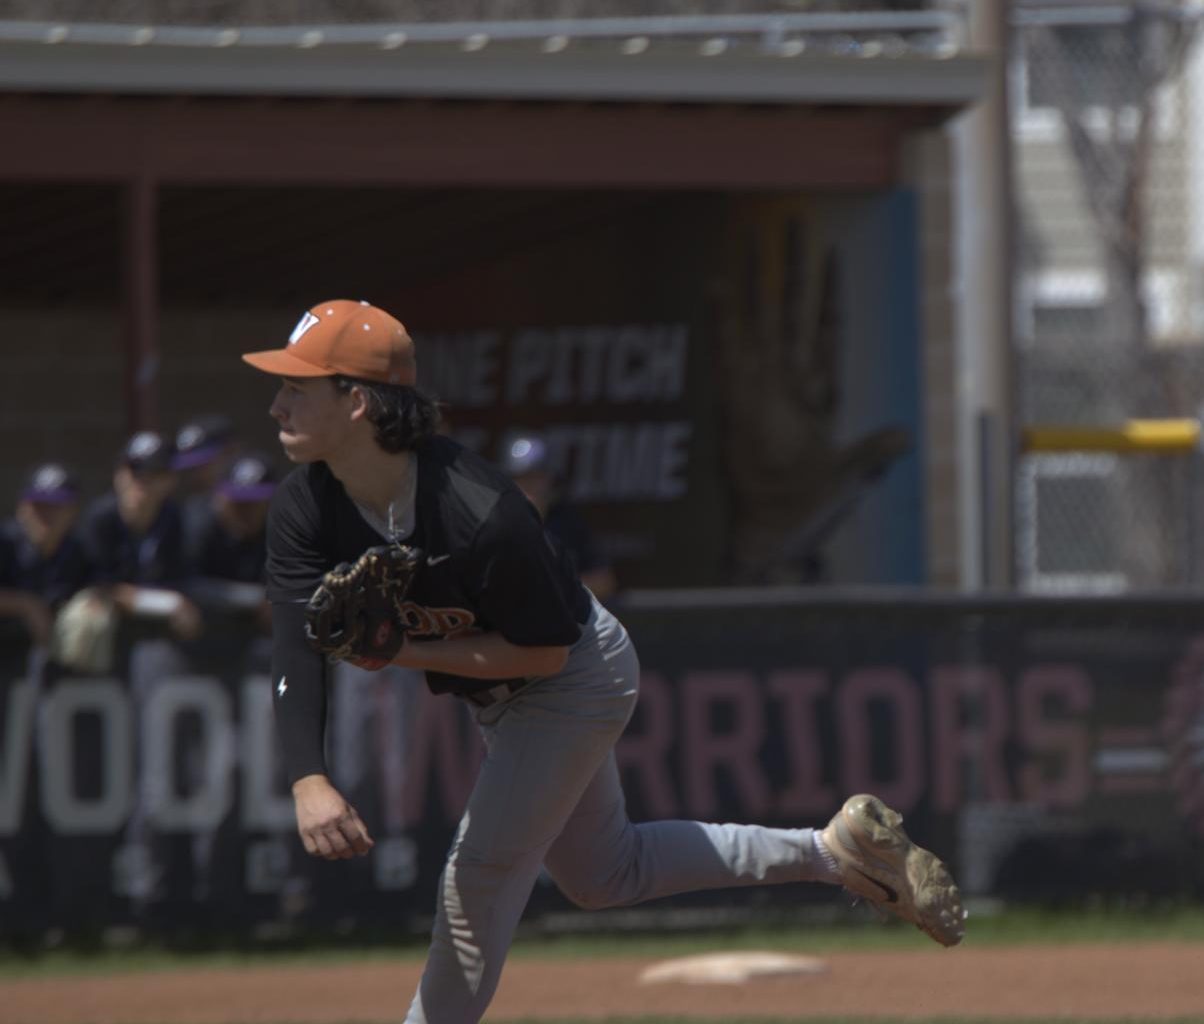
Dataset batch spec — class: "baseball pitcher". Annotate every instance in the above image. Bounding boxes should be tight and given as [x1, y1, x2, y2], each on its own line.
[241, 300, 965, 1024]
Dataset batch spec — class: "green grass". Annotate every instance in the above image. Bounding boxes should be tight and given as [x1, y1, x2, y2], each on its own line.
[140, 1019, 1202, 1024]
[506, 903, 1204, 958]
[0, 942, 426, 978]
[3, 904, 1204, 979]
[493, 1019, 1204, 1024]
[11, 1019, 1187, 1024]
[11, 1011, 1194, 1021]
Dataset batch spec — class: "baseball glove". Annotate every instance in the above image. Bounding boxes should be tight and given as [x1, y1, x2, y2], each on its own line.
[50, 587, 118, 674]
[304, 543, 423, 670]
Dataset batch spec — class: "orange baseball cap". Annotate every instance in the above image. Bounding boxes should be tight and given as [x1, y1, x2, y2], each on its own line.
[241, 299, 417, 386]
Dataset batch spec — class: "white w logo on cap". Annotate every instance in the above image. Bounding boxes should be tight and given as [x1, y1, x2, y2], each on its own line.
[288, 311, 320, 345]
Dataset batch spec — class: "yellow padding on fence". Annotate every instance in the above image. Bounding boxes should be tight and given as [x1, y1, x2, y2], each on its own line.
[1022, 419, 1201, 454]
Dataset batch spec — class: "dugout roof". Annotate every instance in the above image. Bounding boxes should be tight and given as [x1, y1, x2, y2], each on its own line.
[0, 9, 987, 429]
[0, 11, 984, 106]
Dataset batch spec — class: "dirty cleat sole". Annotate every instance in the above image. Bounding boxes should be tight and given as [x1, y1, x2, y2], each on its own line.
[821, 793, 966, 947]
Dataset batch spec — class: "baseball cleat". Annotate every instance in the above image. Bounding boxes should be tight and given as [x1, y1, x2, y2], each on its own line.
[821, 794, 966, 947]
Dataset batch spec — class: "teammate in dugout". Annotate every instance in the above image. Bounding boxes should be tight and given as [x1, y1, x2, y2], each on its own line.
[242, 299, 966, 1024]
[78, 431, 203, 642]
[0, 462, 91, 648]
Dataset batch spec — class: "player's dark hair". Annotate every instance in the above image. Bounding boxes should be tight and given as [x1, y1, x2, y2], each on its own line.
[332, 376, 442, 453]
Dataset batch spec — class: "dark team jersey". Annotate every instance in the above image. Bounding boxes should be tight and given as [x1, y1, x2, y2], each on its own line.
[181, 493, 213, 567]
[0, 519, 92, 609]
[79, 493, 188, 586]
[544, 501, 611, 576]
[265, 436, 590, 783]
[187, 505, 268, 584]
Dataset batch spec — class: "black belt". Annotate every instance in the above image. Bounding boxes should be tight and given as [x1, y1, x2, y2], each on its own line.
[459, 678, 535, 708]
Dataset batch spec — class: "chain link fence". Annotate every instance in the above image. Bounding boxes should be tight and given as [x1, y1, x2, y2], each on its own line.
[1013, 2, 1204, 590]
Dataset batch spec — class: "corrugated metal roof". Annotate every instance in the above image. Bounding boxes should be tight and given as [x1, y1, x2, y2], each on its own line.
[0, 1, 944, 28]
[0, 10, 985, 105]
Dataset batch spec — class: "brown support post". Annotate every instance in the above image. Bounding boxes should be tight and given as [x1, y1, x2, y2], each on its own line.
[123, 172, 159, 432]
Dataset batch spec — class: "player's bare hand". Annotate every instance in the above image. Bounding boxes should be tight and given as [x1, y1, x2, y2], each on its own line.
[255, 599, 273, 634]
[18, 594, 53, 647]
[169, 597, 204, 642]
[292, 774, 375, 860]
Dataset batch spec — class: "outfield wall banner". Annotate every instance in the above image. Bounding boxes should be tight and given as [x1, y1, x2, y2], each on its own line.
[2, 592, 1203, 940]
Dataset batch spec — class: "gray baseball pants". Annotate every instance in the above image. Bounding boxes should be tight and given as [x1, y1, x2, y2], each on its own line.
[404, 596, 830, 1024]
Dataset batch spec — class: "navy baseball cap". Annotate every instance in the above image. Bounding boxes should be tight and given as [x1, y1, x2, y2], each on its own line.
[217, 453, 278, 502]
[121, 431, 175, 476]
[174, 414, 234, 470]
[21, 462, 80, 505]
[501, 434, 549, 477]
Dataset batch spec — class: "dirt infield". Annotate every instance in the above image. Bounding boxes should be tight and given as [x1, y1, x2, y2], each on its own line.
[2, 943, 1202, 1022]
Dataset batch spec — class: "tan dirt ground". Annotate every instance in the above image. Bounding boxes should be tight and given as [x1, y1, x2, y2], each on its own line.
[2, 944, 1202, 1023]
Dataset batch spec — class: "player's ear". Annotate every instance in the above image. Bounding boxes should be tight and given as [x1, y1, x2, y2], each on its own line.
[345, 383, 370, 422]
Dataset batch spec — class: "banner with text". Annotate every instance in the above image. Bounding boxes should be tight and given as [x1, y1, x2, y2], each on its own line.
[2, 593, 1202, 940]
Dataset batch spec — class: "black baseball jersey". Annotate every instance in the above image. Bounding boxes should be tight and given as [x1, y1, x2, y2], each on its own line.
[266, 435, 590, 783]
[79, 493, 188, 586]
[0, 519, 92, 609]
